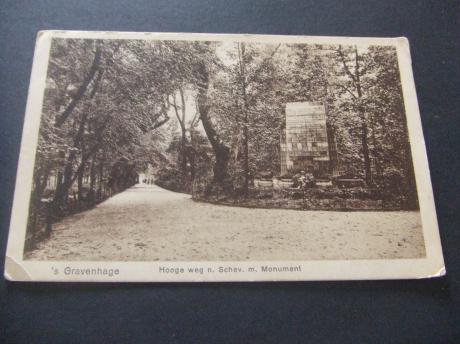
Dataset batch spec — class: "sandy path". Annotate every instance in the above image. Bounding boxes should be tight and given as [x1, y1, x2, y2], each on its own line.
[26, 184, 426, 261]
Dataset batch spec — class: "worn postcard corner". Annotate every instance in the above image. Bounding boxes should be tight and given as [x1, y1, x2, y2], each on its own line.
[4, 30, 444, 282]
[430, 265, 446, 278]
[4, 256, 32, 282]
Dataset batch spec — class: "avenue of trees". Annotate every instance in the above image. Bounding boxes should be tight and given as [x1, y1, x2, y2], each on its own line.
[26, 37, 418, 245]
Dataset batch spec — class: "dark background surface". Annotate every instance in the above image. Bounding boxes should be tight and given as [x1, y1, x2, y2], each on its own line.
[0, 1, 459, 343]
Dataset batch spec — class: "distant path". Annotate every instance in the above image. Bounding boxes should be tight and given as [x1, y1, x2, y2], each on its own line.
[27, 184, 425, 261]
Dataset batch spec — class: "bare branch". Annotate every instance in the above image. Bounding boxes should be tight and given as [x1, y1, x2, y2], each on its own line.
[55, 43, 102, 127]
[330, 83, 358, 99]
[89, 68, 104, 99]
[171, 92, 185, 129]
[337, 45, 357, 86]
[179, 87, 187, 125]
[151, 115, 170, 130]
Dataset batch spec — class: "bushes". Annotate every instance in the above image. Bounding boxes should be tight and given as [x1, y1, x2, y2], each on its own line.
[300, 187, 382, 200]
[194, 169, 414, 210]
[155, 167, 191, 194]
[255, 170, 273, 180]
[25, 181, 114, 251]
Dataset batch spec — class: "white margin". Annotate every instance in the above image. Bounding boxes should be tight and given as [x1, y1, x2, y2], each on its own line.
[4, 31, 445, 282]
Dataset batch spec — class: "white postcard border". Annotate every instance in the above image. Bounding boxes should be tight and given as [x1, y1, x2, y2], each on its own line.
[5, 31, 445, 282]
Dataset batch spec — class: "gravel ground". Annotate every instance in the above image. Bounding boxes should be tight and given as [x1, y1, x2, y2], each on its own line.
[26, 184, 426, 261]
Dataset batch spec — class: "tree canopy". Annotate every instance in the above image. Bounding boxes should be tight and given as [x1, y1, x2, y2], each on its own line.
[29, 37, 418, 239]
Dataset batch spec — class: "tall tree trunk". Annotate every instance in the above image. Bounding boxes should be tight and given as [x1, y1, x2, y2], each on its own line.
[189, 130, 196, 181]
[77, 146, 85, 203]
[361, 121, 372, 185]
[238, 43, 250, 196]
[53, 170, 64, 213]
[32, 165, 51, 205]
[53, 142, 102, 213]
[180, 131, 187, 177]
[171, 88, 189, 178]
[55, 43, 102, 127]
[370, 115, 383, 184]
[52, 42, 104, 211]
[77, 165, 84, 203]
[195, 60, 230, 190]
[199, 105, 230, 187]
[89, 157, 96, 203]
[189, 150, 196, 181]
[354, 47, 372, 185]
[29, 165, 51, 238]
[179, 88, 188, 177]
[53, 105, 91, 212]
[98, 153, 104, 199]
[53, 149, 76, 214]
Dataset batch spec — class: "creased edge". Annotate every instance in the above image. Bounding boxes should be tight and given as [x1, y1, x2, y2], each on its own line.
[4, 256, 32, 281]
[416, 264, 446, 279]
[425, 265, 446, 279]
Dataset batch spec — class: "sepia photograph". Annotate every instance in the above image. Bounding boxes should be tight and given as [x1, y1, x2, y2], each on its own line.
[4, 31, 444, 281]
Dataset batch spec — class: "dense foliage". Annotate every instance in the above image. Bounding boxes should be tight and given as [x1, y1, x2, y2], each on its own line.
[26, 38, 418, 246]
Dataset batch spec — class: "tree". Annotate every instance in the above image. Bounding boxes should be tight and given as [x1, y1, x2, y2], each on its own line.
[208, 42, 283, 194]
[365, 46, 418, 206]
[27, 37, 421, 247]
[169, 87, 189, 178]
[190, 42, 232, 191]
[29, 38, 185, 235]
[333, 45, 372, 185]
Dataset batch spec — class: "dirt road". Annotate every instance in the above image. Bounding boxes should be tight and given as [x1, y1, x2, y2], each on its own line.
[26, 184, 425, 261]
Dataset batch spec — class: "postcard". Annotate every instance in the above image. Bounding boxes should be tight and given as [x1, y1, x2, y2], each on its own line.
[4, 31, 445, 281]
